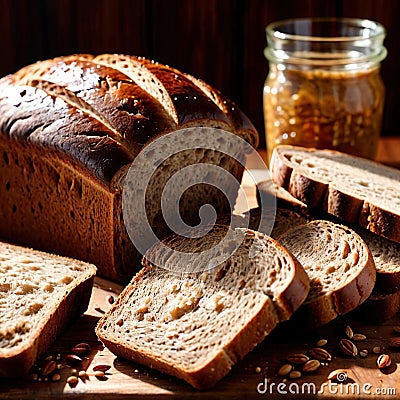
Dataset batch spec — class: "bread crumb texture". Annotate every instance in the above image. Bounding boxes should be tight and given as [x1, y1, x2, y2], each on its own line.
[0, 242, 87, 350]
[98, 227, 299, 371]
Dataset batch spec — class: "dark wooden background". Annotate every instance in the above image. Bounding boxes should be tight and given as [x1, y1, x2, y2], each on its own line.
[1, 0, 399, 148]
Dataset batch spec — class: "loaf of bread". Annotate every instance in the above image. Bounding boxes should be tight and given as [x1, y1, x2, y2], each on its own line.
[270, 145, 400, 243]
[0, 54, 258, 282]
[96, 225, 310, 389]
[278, 220, 376, 327]
[0, 241, 96, 377]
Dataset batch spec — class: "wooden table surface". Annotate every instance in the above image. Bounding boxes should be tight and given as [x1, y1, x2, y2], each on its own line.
[1, 138, 400, 399]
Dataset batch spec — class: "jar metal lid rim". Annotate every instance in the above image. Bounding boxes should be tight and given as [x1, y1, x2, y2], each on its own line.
[266, 17, 386, 42]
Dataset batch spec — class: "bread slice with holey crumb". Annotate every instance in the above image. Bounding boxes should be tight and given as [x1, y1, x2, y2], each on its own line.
[270, 145, 400, 243]
[278, 220, 376, 328]
[0, 241, 96, 377]
[96, 225, 309, 389]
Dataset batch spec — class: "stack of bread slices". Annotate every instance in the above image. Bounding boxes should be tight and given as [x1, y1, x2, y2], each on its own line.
[258, 145, 400, 323]
[1, 52, 400, 390]
[95, 146, 400, 389]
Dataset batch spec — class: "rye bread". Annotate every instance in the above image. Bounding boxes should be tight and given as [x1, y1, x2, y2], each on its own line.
[0, 241, 96, 377]
[96, 225, 309, 389]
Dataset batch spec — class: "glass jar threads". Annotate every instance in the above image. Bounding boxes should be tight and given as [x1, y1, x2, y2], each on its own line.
[263, 18, 387, 161]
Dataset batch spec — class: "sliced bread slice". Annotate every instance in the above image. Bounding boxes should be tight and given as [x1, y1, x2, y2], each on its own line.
[278, 220, 376, 328]
[270, 145, 400, 243]
[96, 225, 309, 389]
[0, 242, 96, 377]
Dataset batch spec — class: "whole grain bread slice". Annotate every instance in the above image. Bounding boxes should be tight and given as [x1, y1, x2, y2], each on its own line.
[0, 242, 96, 377]
[278, 220, 376, 328]
[270, 145, 400, 243]
[96, 225, 309, 389]
[258, 179, 400, 294]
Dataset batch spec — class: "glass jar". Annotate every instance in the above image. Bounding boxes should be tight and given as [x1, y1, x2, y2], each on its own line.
[263, 18, 387, 161]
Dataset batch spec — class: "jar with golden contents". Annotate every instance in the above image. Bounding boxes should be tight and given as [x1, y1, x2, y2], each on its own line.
[263, 18, 387, 161]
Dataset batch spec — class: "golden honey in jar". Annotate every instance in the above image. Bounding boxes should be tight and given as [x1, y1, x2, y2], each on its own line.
[263, 18, 387, 161]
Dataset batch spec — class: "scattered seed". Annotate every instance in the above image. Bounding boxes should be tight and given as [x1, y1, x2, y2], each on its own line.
[107, 295, 115, 304]
[289, 370, 301, 379]
[65, 354, 82, 366]
[78, 370, 89, 381]
[287, 353, 309, 365]
[67, 375, 79, 386]
[316, 339, 327, 347]
[51, 373, 61, 382]
[93, 364, 111, 372]
[278, 364, 293, 377]
[57, 364, 63, 370]
[94, 370, 107, 380]
[353, 333, 366, 341]
[377, 354, 391, 369]
[360, 349, 368, 357]
[116, 318, 124, 326]
[345, 325, 354, 339]
[372, 346, 381, 354]
[255, 367, 261, 373]
[44, 355, 53, 361]
[339, 338, 358, 357]
[42, 360, 57, 377]
[328, 370, 347, 382]
[302, 359, 321, 373]
[71, 343, 91, 356]
[95, 307, 105, 314]
[310, 347, 332, 362]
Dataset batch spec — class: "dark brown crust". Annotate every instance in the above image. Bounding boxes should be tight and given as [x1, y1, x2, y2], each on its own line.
[275, 255, 310, 321]
[0, 54, 258, 188]
[0, 54, 258, 282]
[0, 265, 95, 377]
[270, 146, 400, 243]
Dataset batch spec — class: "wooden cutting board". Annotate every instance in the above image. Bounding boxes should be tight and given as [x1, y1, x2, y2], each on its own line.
[0, 277, 399, 399]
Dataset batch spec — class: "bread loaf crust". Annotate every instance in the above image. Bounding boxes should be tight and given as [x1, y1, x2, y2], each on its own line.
[0, 54, 258, 281]
[270, 146, 400, 243]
